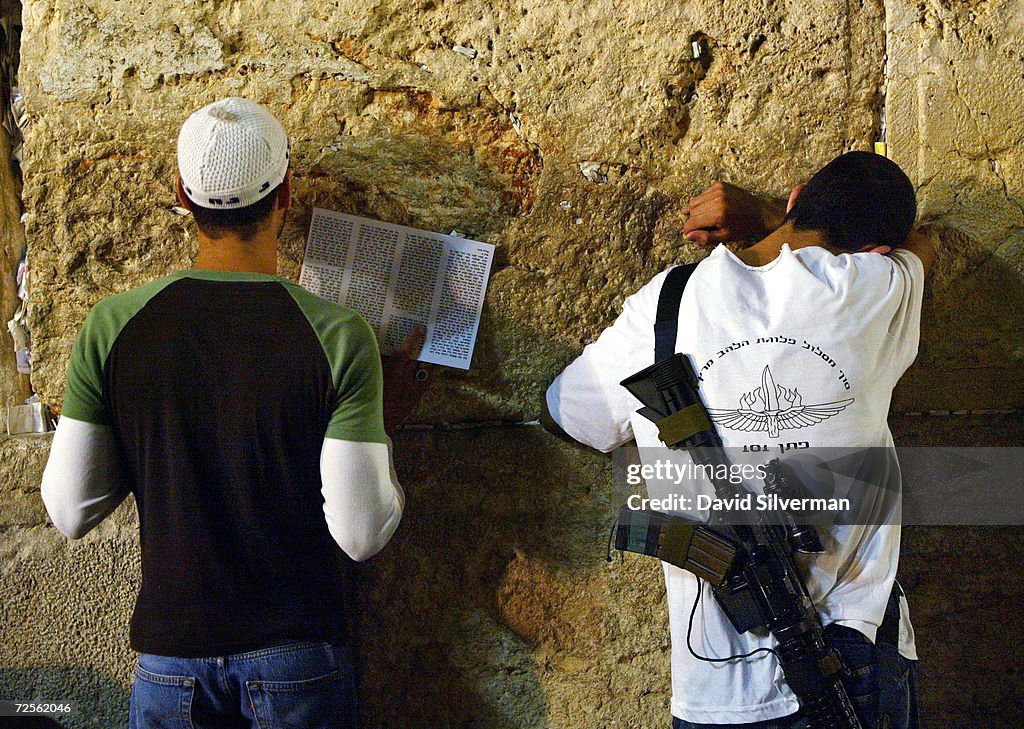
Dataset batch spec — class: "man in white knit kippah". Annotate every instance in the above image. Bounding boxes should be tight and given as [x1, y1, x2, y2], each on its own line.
[42, 97, 433, 729]
[177, 97, 290, 210]
[175, 97, 293, 252]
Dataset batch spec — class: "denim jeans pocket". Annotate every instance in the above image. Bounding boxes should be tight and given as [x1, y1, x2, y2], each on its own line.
[246, 668, 354, 729]
[130, 664, 196, 729]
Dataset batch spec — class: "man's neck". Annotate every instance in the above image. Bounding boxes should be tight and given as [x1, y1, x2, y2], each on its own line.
[734, 223, 832, 266]
[193, 232, 278, 274]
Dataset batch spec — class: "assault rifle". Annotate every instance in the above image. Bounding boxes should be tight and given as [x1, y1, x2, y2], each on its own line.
[616, 353, 862, 729]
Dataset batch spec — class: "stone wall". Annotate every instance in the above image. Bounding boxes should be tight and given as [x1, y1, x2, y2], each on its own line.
[886, 0, 1024, 411]
[1, 0, 1022, 727]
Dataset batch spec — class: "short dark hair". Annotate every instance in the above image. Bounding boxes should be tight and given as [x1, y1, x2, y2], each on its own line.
[188, 183, 283, 241]
[784, 151, 916, 251]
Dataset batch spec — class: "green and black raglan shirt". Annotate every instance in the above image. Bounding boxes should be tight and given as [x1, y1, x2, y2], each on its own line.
[62, 270, 387, 657]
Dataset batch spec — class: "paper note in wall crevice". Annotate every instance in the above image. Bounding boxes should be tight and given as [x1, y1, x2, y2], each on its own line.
[299, 208, 495, 370]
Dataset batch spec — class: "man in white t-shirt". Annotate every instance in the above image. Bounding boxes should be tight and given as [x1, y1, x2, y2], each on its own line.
[543, 152, 935, 728]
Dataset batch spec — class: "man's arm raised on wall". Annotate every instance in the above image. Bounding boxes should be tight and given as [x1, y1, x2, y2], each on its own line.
[897, 227, 937, 277]
[684, 180, 937, 277]
[683, 181, 787, 246]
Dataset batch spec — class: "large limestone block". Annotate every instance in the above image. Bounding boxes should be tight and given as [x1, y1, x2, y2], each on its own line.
[886, 0, 1024, 411]
[890, 415, 1024, 727]
[901, 525, 1024, 727]
[0, 434, 52, 528]
[20, 0, 885, 421]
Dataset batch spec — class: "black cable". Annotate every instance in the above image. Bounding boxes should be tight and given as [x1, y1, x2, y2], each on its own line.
[686, 579, 779, 663]
[606, 519, 617, 563]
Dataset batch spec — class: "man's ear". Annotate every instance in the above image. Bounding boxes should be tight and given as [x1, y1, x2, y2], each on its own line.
[785, 183, 805, 214]
[176, 176, 192, 210]
[277, 169, 292, 210]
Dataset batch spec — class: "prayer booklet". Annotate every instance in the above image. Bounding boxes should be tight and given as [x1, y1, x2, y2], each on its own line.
[299, 208, 495, 369]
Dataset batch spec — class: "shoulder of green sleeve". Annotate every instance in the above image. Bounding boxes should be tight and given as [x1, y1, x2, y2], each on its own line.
[278, 282, 377, 366]
[280, 282, 386, 442]
[61, 273, 188, 423]
[89, 273, 189, 334]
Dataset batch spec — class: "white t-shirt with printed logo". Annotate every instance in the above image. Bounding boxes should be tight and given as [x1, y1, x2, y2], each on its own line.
[546, 244, 924, 724]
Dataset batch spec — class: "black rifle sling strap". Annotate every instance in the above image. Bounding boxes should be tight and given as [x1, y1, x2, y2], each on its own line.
[654, 262, 699, 362]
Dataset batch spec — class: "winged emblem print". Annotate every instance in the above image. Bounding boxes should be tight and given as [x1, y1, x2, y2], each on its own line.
[706, 365, 855, 438]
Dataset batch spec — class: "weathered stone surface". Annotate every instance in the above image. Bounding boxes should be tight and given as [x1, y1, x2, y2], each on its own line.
[886, 0, 1024, 411]
[891, 414, 1024, 728]
[358, 427, 672, 727]
[0, 433, 51, 527]
[901, 525, 1024, 728]
[20, 0, 885, 421]
[0, 120, 31, 430]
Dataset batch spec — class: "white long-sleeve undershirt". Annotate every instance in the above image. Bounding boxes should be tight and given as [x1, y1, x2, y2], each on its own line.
[41, 417, 130, 539]
[40, 416, 404, 561]
[319, 437, 404, 561]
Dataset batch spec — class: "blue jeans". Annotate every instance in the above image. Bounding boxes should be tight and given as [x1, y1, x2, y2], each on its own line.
[129, 640, 357, 729]
[671, 625, 919, 729]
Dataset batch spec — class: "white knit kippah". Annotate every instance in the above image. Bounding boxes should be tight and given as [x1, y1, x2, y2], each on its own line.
[177, 98, 290, 210]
